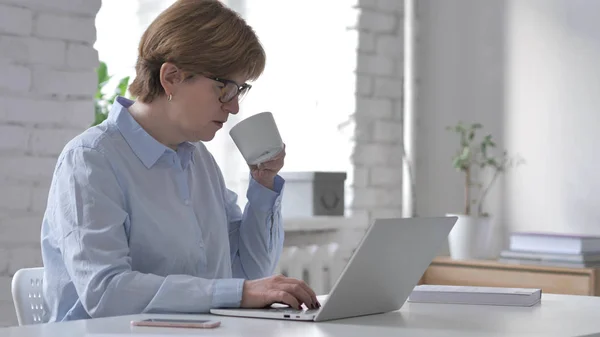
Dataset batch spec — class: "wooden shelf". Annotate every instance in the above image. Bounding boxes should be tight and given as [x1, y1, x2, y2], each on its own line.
[419, 256, 600, 296]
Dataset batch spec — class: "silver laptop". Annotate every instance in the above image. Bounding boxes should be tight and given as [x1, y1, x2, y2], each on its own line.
[210, 216, 457, 322]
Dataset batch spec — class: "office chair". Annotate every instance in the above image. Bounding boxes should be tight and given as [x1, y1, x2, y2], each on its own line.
[11, 267, 46, 325]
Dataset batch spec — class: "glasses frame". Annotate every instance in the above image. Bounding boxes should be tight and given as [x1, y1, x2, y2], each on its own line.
[207, 76, 252, 103]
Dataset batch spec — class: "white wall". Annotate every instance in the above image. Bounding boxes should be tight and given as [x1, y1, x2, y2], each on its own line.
[411, 0, 507, 254]
[414, 0, 506, 217]
[351, 0, 405, 222]
[504, 0, 600, 236]
[0, 0, 100, 326]
[414, 0, 600, 253]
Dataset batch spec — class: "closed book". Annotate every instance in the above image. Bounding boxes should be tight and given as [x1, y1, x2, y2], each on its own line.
[408, 285, 542, 307]
[499, 249, 600, 265]
[498, 257, 600, 268]
[509, 232, 600, 254]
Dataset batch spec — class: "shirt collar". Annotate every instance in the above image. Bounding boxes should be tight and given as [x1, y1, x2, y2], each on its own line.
[108, 96, 195, 169]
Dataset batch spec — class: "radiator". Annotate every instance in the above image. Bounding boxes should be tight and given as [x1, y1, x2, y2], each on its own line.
[274, 243, 352, 295]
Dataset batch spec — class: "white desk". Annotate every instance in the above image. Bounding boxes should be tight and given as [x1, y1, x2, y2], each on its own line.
[2, 294, 599, 337]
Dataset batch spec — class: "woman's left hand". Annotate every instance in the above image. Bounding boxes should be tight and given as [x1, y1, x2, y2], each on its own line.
[250, 144, 286, 191]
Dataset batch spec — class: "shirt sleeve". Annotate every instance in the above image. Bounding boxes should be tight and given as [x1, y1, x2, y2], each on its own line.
[49, 146, 244, 318]
[226, 175, 285, 280]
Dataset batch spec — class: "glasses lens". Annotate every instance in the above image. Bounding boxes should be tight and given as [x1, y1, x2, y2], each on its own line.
[237, 86, 250, 102]
[220, 82, 238, 103]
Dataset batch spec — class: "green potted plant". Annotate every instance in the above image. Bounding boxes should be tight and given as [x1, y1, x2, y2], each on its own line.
[446, 122, 523, 260]
[92, 61, 131, 127]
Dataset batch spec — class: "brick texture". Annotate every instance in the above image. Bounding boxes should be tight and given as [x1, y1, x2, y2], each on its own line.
[1, 0, 101, 15]
[0, 64, 32, 93]
[34, 14, 96, 43]
[351, 0, 404, 221]
[0, 0, 99, 327]
[0, 5, 33, 36]
[0, 36, 67, 67]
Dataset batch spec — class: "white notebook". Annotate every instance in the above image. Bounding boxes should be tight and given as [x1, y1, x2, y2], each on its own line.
[408, 285, 542, 307]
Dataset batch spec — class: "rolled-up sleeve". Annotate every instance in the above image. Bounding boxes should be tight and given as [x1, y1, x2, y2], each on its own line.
[51, 146, 244, 317]
[228, 175, 285, 280]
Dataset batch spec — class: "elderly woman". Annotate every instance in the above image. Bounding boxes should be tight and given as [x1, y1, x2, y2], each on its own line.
[40, 0, 318, 322]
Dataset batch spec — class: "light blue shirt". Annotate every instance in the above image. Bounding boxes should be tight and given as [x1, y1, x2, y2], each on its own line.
[40, 96, 285, 322]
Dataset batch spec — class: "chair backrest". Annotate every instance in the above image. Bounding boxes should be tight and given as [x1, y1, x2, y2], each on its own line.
[11, 267, 46, 325]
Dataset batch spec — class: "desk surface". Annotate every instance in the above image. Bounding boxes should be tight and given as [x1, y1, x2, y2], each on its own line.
[2, 294, 599, 337]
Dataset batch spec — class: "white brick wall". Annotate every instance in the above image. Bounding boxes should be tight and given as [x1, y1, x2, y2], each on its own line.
[0, 5, 33, 36]
[0, 0, 100, 327]
[0, 36, 67, 66]
[351, 0, 404, 221]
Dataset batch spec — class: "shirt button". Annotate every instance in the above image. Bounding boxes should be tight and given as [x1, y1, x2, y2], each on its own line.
[184, 199, 190, 206]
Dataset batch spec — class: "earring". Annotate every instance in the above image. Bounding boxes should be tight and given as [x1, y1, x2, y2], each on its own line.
[168, 94, 172, 101]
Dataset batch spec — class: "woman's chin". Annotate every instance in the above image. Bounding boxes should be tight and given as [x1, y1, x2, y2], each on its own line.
[190, 131, 217, 143]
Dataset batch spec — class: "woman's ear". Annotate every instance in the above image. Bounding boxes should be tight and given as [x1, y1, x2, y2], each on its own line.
[159, 62, 185, 96]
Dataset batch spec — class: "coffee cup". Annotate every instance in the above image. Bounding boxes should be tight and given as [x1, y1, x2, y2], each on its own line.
[229, 111, 284, 166]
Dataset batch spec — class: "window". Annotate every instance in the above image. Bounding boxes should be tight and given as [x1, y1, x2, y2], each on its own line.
[94, 0, 140, 91]
[95, 0, 358, 210]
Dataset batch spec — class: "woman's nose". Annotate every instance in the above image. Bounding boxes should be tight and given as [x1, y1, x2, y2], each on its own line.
[223, 97, 240, 115]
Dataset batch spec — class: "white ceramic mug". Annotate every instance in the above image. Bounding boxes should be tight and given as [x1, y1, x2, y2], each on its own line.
[229, 111, 284, 166]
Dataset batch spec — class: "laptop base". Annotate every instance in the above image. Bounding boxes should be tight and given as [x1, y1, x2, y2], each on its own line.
[210, 307, 319, 321]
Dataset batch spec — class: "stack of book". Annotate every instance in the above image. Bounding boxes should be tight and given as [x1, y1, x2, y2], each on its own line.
[498, 232, 600, 268]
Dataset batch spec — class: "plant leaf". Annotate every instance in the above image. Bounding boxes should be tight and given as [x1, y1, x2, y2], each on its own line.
[452, 156, 462, 169]
[91, 61, 131, 127]
[96, 61, 111, 86]
[459, 147, 470, 161]
[117, 76, 130, 96]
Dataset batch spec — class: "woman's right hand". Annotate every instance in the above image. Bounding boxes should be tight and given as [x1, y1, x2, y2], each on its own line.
[240, 275, 321, 310]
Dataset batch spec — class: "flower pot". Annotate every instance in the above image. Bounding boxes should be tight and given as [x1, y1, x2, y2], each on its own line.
[446, 214, 494, 260]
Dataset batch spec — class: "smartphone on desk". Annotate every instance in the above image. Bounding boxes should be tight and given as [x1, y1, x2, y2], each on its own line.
[131, 318, 221, 329]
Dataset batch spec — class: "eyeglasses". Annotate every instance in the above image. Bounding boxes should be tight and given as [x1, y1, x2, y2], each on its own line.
[207, 76, 252, 103]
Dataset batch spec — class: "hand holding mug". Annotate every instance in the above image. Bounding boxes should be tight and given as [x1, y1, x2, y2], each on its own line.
[250, 144, 285, 190]
[229, 112, 285, 190]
